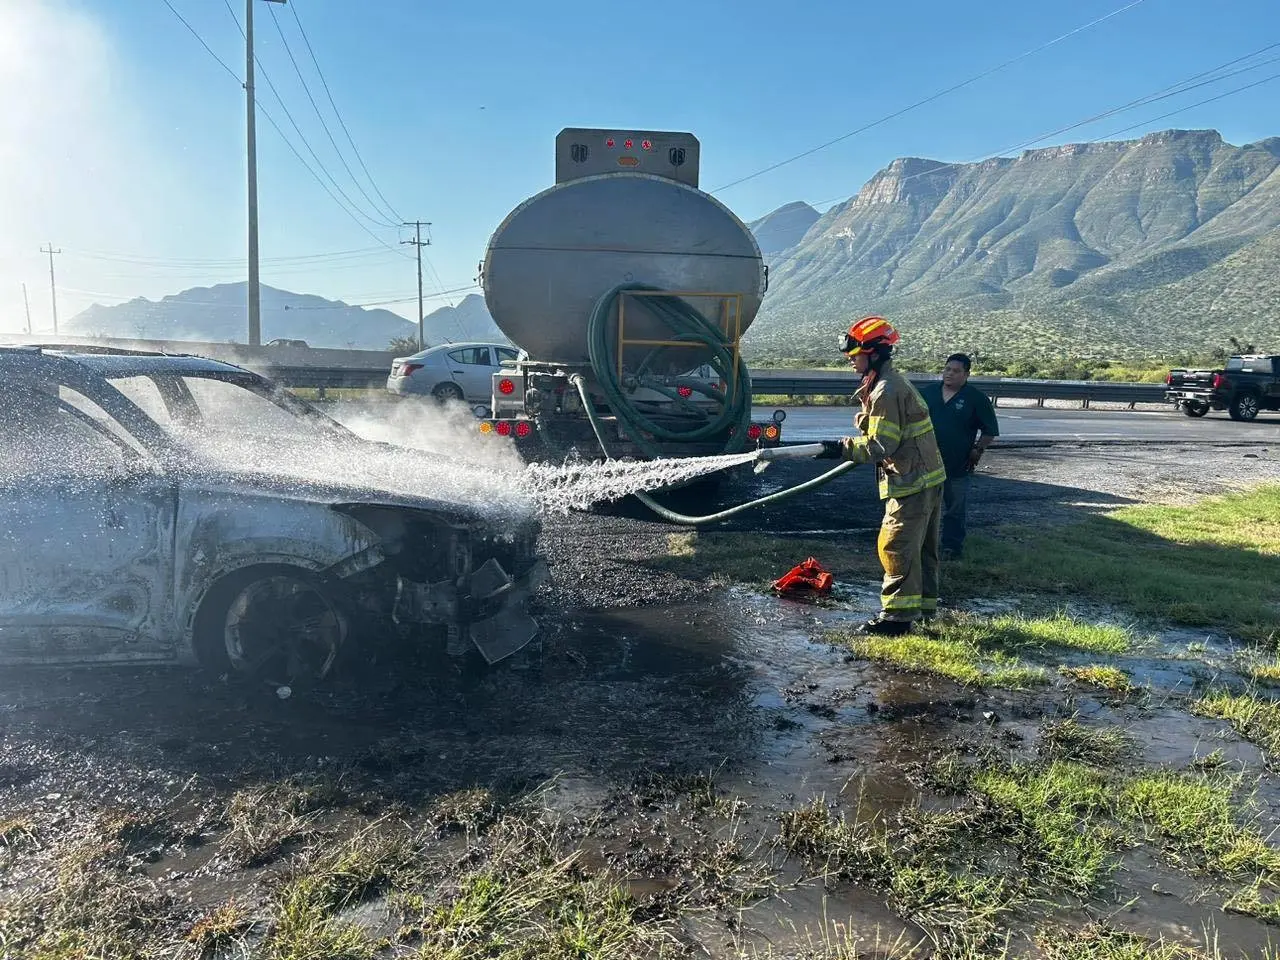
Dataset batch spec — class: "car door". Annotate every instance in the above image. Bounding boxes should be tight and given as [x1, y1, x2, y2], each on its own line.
[446, 346, 496, 402]
[0, 383, 178, 663]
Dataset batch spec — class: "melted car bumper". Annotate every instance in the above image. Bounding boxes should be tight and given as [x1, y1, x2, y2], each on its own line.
[391, 557, 550, 663]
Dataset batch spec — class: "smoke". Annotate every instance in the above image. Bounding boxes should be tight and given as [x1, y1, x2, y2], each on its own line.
[331, 397, 527, 475]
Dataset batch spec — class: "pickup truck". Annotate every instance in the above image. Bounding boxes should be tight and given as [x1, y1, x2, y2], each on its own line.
[1165, 355, 1280, 421]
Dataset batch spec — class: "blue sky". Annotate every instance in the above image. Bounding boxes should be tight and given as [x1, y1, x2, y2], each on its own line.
[2, 0, 1278, 332]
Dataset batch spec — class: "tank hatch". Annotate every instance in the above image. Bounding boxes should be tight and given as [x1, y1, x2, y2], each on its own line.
[556, 128, 700, 187]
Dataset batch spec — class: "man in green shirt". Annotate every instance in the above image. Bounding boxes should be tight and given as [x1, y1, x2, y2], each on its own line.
[920, 353, 999, 560]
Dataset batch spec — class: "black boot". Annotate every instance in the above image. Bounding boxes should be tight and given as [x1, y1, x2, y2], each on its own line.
[856, 616, 912, 636]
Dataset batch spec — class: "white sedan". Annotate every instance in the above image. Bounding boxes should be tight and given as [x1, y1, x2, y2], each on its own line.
[386, 342, 524, 404]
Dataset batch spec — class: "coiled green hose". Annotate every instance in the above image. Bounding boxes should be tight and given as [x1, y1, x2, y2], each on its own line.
[585, 283, 753, 458]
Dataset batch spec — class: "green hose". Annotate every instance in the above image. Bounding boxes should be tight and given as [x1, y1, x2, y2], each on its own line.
[569, 374, 858, 526]
[585, 284, 753, 458]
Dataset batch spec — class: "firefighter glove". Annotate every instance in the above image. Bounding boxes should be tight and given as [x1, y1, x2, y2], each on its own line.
[815, 440, 844, 460]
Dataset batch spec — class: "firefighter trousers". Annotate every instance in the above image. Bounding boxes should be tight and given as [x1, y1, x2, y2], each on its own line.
[877, 485, 942, 622]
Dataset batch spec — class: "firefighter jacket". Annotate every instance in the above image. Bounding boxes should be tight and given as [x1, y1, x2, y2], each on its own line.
[839, 361, 947, 500]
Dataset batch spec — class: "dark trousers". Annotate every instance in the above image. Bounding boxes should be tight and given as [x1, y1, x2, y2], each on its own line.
[941, 474, 969, 556]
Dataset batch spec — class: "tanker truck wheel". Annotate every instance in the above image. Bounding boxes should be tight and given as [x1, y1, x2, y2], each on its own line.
[432, 383, 465, 404]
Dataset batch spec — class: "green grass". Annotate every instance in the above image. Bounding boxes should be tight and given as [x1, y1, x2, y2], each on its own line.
[833, 612, 1133, 689]
[778, 800, 1016, 955]
[1038, 924, 1235, 960]
[843, 631, 1048, 688]
[1192, 689, 1280, 755]
[1038, 718, 1131, 766]
[1244, 656, 1280, 686]
[1059, 664, 1136, 694]
[1120, 771, 1280, 879]
[973, 761, 1121, 894]
[947, 487, 1280, 642]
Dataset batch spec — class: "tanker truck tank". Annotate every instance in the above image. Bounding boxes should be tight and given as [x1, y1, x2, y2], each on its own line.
[477, 128, 783, 463]
[480, 130, 765, 375]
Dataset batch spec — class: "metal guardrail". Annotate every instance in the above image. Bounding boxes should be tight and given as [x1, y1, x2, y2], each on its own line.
[2, 335, 1166, 406]
[256, 365, 1166, 407]
[750, 371, 1165, 407]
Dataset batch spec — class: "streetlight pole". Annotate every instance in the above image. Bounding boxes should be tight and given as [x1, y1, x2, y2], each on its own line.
[245, 0, 287, 347]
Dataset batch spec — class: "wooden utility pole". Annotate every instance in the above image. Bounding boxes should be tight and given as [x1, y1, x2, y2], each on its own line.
[40, 243, 61, 335]
[245, 0, 288, 346]
[401, 221, 431, 350]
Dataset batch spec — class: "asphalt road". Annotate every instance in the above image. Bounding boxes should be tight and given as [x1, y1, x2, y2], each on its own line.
[755, 405, 1280, 444]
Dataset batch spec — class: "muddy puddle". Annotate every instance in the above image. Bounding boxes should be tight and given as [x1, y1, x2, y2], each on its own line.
[1, 588, 1277, 957]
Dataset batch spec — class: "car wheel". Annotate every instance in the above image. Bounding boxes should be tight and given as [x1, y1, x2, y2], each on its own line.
[1228, 393, 1260, 422]
[193, 566, 348, 690]
[432, 382, 465, 403]
[1182, 400, 1210, 418]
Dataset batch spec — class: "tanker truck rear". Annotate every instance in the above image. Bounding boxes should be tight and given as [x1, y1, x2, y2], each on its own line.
[477, 128, 784, 461]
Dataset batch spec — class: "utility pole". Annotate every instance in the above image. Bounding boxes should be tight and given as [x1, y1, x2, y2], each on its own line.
[401, 221, 431, 350]
[40, 243, 61, 335]
[245, 0, 288, 347]
[22, 283, 32, 334]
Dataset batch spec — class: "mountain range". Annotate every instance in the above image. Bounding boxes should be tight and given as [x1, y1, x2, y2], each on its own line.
[748, 129, 1280, 363]
[65, 129, 1280, 361]
[65, 285, 506, 351]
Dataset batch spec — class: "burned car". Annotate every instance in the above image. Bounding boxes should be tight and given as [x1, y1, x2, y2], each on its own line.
[0, 346, 548, 688]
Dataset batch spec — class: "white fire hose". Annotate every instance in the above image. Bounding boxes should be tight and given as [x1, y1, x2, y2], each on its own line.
[570, 375, 857, 526]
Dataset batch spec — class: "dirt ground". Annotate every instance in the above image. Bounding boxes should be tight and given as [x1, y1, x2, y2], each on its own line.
[2, 440, 1279, 959]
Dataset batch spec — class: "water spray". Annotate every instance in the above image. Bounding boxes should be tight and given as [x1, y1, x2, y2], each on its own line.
[569, 375, 856, 526]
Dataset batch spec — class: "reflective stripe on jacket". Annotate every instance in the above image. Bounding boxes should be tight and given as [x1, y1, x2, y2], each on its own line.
[839, 361, 947, 500]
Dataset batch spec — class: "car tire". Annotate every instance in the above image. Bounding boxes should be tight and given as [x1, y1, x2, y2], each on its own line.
[432, 382, 465, 403]
[1228, 393, 1260, 422]
[1182, 400, 1210, 418]
[192, 565, 349, 690]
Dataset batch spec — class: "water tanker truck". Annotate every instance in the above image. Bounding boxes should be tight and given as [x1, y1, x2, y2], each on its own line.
[477, 128, 784, 462]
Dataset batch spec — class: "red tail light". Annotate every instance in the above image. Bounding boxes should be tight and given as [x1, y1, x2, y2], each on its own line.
[1212, 373, 1227, 389]
[496, 421, 512, 436]
[515, 421, 532, 438]
[746, 424, 762, 440]
[401, 363, 423, 376]
[677, 385, 693, 398]
[1165, 373, 1173, 385]
[498, 378, 515, 395]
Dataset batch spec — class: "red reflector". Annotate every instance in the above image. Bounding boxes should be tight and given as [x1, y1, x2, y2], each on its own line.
[677, 385, 693, 398]
[498, 378, 515, 395]
[515, 421, 532, 438]
[496, 421, 512, 436]
[747, 424, 762, 440]
[401, 363, 422, 376]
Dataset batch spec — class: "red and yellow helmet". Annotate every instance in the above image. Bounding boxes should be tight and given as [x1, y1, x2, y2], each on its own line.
[840, 316, 900, 356]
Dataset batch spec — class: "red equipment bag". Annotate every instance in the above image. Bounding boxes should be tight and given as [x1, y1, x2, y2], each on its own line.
[771, 557, 834, 595]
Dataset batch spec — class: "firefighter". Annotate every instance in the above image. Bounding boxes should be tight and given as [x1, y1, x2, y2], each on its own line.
[816, 316, 947, 635]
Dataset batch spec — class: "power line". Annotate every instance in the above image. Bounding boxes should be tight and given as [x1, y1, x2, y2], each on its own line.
[712, 0, 1151, 193]
[220, 0, 398, 230]
[159, 0, 408, 257]
[290, 1, 402, 224]
[271, 2, 402, 225]
[801, 42, 1280, 212]
[64, 246, 398, 267]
